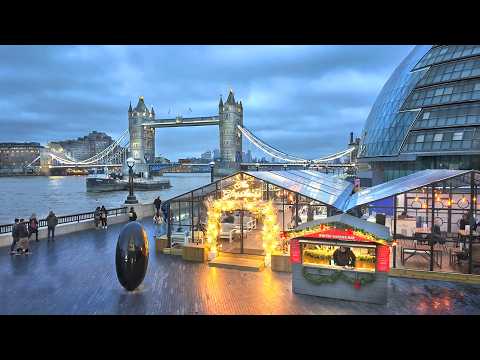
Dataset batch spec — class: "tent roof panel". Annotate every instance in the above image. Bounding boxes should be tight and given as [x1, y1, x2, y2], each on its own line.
[245, 170, 353, 209]
[344, 169, 471, 211]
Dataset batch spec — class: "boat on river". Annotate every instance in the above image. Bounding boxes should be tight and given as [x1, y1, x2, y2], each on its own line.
[86, 171, 171, 193]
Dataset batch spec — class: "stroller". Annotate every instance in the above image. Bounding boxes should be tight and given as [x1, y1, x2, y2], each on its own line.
[15, 220, 31, 255]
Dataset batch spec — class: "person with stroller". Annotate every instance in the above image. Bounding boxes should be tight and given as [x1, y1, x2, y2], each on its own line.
[17, 219, 30, 255]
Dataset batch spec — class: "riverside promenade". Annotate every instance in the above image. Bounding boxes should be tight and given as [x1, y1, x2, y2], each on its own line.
[1, 218, 480, 315]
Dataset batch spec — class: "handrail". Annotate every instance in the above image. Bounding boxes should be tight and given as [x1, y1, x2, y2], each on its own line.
[0, 206, 128, 235]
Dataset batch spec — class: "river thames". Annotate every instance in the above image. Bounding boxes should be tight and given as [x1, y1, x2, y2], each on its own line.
[0, 173, 211, 224]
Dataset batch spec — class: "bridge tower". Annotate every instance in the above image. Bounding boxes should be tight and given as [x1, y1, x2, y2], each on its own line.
[128, 96, 155, 174]
[218, 90, 243, 175]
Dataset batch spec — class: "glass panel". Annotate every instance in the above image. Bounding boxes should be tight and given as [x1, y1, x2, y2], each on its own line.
[413, 45, 480, 70]
[452, 132, 464, 141]
[404, 78, 480, 110]
[358, 46, 430, 158]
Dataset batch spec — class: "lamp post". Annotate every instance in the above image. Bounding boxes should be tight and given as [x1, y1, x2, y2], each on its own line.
[209, 161, 215, 183]
[125, 157, 138, 204]
[255, 162, 260, 171]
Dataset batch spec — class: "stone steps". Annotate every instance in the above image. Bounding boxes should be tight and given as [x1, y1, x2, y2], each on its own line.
[209, 255, 265, 272]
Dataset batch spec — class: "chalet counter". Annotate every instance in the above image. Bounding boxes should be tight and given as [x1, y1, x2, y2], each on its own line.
[292, 263, 388, 305]
[286, 214, 392, 305]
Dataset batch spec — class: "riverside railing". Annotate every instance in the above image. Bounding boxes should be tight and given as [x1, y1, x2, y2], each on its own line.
[0, 206, 128, 235]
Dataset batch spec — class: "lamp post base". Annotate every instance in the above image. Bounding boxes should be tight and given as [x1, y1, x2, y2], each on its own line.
[125, 195, 139, 204]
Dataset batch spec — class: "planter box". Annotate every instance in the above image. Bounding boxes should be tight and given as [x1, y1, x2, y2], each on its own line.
[162, 247, 184, 256]
[183, 243, 209, 262]
[271, 252, 292, 273]
[155, 235, 169, 253]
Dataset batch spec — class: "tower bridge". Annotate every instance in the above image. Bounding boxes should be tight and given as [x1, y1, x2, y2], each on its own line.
[35, 89, 357, 176]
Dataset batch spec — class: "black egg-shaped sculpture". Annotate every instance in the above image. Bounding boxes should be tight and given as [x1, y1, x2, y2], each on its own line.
[115, 221, 149, 291]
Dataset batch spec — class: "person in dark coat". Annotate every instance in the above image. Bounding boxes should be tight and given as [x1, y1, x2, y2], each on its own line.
[28, 213, 39, 242]
[100, 205, 108, 229]
[46, 211, 58, 241]
[332, 246, 356, 267]
[10, 218, 20, 255]
[161, 201, 169, 222]
[17, 219, 30, 254]
[153, 197, 162, 216]
[128, 207, 137, 222]
[94, 207, 101, 229]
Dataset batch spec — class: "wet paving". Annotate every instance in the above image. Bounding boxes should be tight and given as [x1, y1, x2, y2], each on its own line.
[1, 219, 480, 315]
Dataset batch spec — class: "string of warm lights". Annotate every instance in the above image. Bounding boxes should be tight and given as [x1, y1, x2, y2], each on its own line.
[205, 175, 280, 265]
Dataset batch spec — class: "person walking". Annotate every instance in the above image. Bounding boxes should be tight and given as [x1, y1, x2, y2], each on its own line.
[161, 201, 169, 223]
[100, 205, 108, 229]
[94, 207, 101, 229]
[28, 213, 39, 242]
[17, 219, 30, 254]
[46, 211, 58, 241]
[153, 196, 162, 216]
[128, 207, 137, 222]
[10, 218, 20, 255]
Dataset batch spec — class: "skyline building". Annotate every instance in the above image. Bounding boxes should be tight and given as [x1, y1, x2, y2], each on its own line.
[0, 142, 43, 175]
[357, 45, 480, 185]
[48, 131, 113, 161]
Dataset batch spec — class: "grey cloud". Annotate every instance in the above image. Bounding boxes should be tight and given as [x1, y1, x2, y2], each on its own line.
[0, 45, 414, 159]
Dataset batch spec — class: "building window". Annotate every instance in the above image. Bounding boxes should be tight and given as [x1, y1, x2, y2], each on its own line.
[422, 112, 430, 120]
[475, 83, 480, 91]
[452, 132, 464, 141]
[433, 133, 443, 142]
[416, 134, 425, 143]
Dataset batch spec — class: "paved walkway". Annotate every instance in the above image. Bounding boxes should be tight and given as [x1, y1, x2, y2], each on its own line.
[1, 219, 480, 314]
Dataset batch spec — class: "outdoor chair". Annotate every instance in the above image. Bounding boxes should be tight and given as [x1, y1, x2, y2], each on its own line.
[220, 222, 239, 243]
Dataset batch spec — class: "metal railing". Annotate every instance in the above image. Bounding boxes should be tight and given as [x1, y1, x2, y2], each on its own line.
[0, 206, 128, 235]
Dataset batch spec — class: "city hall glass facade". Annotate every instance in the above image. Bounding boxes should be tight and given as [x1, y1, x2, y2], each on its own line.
[358, 45, 480, 185]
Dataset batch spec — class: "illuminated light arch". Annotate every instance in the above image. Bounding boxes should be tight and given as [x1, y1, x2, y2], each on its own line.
[205, 175, 280, 265]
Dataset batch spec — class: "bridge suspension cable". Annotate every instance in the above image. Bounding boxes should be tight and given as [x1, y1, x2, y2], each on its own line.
[47, 129, 129, 166]
[25, 155, 41, 168]
[237, 125, 308, 163]
[238, 125, 355, 164]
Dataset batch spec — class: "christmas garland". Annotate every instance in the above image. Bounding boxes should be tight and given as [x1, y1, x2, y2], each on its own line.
[302, 267, 376, 289]
[284, 222, 389, 245]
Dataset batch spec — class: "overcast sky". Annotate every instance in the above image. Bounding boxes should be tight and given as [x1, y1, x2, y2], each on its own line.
[0, 45, 414, 160]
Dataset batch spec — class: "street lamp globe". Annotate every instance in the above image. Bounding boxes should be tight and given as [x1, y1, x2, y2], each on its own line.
[127, 157, 135, 169]
[209, 161, 215, 168]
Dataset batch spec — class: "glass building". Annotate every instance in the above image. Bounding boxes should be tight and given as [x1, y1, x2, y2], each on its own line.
[358, 45, 480, 185]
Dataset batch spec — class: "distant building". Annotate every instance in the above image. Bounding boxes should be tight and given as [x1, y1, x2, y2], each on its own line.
[0, 142, 44, 175]
[213, 149, 221, 161]
[49, 131, 114, 161]
[153, 156, 170, 164]
[201, 150, 212, 161]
